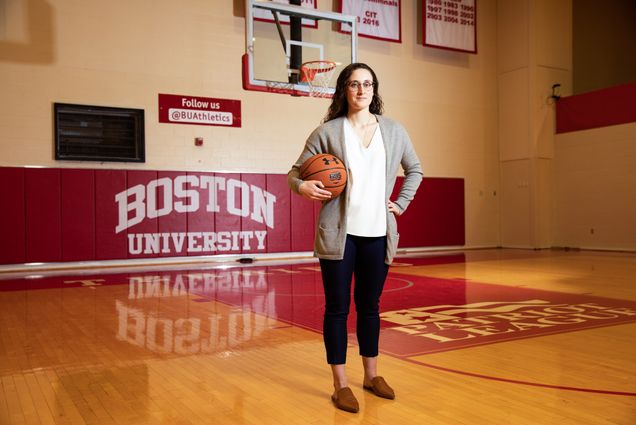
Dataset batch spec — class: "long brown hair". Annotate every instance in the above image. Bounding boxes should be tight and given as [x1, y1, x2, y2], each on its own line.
[323, 63, 384, 122]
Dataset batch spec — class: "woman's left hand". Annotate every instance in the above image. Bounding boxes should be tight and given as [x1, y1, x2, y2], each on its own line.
[388, 200, 401, 216]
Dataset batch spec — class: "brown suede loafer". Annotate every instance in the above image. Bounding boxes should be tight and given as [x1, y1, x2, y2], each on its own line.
[331, 387, 359, 413]
[363, 376, 395, 399]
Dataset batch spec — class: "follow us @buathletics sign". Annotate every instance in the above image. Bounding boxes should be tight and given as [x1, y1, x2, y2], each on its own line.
[159, 93, 241, 127]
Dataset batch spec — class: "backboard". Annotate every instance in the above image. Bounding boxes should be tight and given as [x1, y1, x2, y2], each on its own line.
[243, 0, 358, 97]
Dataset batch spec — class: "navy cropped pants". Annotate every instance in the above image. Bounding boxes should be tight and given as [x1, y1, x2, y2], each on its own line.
[319, 234, 389, 365]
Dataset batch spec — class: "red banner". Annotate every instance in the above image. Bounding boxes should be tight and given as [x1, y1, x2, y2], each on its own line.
[423, 0, 477, 53]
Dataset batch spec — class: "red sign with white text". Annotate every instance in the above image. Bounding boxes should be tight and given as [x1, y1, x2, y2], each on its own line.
[158, 94, 241, 128]
[339, 0, 402, 43]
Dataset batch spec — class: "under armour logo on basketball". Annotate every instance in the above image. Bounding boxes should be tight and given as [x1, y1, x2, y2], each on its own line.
[321, 157, 340, 165]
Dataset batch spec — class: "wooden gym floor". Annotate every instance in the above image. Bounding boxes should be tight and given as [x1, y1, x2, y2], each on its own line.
[0, 248, 634, 424]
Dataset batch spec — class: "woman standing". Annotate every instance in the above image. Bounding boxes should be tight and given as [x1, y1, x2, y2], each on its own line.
[287, 63, 423, 413]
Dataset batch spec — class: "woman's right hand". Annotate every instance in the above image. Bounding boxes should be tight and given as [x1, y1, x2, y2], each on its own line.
[299, 180, 332, 201]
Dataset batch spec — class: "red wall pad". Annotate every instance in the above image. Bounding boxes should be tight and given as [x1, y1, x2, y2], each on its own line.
[61, 169, 96, 261]
[157, 171, 188, 258]
[214, 172, 242, 255]
[239, 173, 268, 255]
[0, 167, 26, 265]
[556, 81, 636, 133]
[95, 170, 128, 260]
[266, 174, 292, 253]
[25, 168, 62, 262]
[186, 172, 216, 257]
[394, 177, 465, 248]
[124, 170, 159, 259]
[290, 192, 315, 253]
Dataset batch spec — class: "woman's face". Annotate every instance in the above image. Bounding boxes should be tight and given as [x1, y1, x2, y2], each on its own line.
[345, 68, 374, 113]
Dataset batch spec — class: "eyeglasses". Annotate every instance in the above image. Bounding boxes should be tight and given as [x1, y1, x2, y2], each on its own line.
[346, 80, 375, 91]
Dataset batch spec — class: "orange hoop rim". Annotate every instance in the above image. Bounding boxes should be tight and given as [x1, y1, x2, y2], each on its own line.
[300, 61, 337, 97]
[300, 60, 337, 74]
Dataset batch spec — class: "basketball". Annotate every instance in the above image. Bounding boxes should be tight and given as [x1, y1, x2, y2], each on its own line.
[299, 153, 347, 198]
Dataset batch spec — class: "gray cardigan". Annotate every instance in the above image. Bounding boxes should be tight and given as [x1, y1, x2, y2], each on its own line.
[287, 115, 423, 264]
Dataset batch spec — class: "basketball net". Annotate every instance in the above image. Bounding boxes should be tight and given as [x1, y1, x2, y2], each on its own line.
[300, 61, 336, 98]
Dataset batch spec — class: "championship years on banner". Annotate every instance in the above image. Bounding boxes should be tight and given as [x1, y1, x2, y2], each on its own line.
[424, 0, 477, 53]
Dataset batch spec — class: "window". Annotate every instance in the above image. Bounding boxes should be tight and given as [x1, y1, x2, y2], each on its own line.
[54, 103, 145, 162]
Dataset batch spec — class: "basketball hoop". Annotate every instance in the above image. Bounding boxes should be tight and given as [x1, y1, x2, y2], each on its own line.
[300, 60, 337, 98]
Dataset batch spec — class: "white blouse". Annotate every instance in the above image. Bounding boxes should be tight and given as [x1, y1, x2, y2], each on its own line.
[343, 118, 387, 237]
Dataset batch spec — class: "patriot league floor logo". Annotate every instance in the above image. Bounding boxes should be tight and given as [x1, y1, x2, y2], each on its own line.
[378, 277, 636, 356]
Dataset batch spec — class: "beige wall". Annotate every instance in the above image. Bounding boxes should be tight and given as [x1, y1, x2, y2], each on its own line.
[497, 0, 571, 249]
[496, 0, 635, 251]
[554, 123, 636, 250]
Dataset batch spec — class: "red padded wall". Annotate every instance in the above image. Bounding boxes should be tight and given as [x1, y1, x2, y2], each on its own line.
[265, 174, 291, 253]
[290, 192, 315, 252]
[393, 177, 465, 247]
[126, 170, 158, 259]
[158, 171, 187, 258]
[61, 169, 96, 261]
[0, 166, 465, 265]
[0, 167, 25, 264]
[556, 81, 636, 133]
[95, 170, 127, 260]
[240, 173, 267, 254]
[25, 168, 61, 262]
[215, 173, 241, 255]
[187, 172, 215, 256]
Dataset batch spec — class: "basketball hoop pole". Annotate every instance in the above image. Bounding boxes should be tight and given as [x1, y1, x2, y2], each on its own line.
[289, 0, 302, 85]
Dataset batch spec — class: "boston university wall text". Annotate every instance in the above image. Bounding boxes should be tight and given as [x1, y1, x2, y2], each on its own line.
[115, 175, 276, 255]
